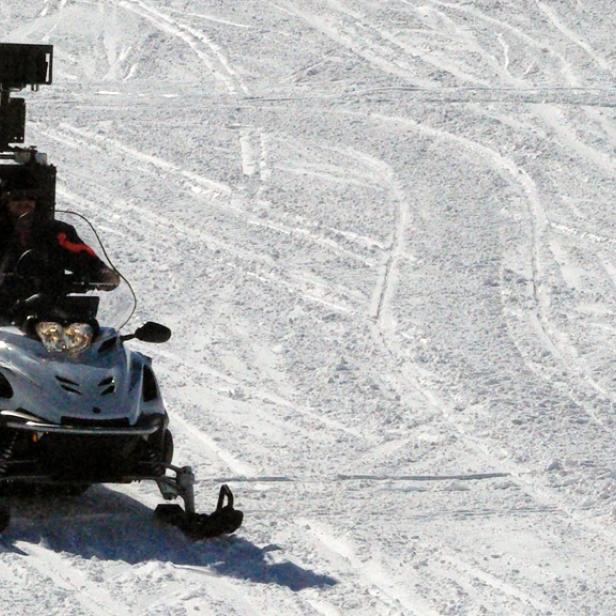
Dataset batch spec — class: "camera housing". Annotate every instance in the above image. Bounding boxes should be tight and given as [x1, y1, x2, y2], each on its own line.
[0, 43, 53, 90]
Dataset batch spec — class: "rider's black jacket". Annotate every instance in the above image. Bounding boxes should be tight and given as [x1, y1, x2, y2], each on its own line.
[0, 218, 107, 314]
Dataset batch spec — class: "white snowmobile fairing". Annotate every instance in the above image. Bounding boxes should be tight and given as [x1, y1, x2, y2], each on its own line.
[0, 325, 166, 435]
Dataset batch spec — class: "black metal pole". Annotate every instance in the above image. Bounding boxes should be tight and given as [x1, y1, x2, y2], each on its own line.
[0, 86, 10, 152]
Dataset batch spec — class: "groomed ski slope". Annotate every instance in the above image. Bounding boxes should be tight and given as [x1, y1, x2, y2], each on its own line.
[2, 1, 616, 614]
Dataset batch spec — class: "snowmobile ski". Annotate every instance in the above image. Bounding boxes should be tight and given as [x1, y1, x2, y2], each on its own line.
[155, 484, 243, 539]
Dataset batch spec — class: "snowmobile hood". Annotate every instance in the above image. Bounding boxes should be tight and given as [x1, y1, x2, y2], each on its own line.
[0, 325, 165, 426]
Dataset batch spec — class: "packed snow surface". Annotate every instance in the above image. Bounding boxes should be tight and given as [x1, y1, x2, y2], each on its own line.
[2, 0, 616, 614]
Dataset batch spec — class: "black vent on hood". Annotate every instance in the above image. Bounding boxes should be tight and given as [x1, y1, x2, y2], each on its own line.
[98, 375, 116, 396]
[61, 385, 81, 395]
[0, 372, 13, 399]
[142, 366, 159, 402]
[55, 376, 81, 395]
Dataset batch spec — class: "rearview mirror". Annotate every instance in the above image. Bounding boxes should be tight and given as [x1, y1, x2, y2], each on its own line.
[130, 321, 171, 343]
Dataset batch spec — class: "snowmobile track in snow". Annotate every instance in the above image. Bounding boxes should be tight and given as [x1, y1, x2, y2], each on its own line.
[112, 0, 249, 95]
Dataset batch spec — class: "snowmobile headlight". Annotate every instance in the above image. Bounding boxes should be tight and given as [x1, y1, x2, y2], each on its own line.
[35, 322, 94, 355]
[64, 323, 94, 355]
[36, 322, 66, 353]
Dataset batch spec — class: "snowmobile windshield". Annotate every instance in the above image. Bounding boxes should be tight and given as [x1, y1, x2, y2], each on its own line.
[54, 210, 136, 331]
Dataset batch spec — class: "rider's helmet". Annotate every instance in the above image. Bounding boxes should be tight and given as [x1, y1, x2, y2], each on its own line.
[0, 155, 56, 225]
[0, 169, 47, 230]
[1, 186, 39, 204]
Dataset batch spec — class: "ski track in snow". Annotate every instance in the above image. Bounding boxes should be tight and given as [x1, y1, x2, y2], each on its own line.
[112, 0, 248, 96]
[299, 518, 441, 616]
[4, 0, 616, 614]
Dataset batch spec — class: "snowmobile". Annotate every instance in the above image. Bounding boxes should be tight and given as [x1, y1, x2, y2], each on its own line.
[0, 44, 243, 539]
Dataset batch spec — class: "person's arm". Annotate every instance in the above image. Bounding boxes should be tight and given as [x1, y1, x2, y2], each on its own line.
[54, 223, 120, 290]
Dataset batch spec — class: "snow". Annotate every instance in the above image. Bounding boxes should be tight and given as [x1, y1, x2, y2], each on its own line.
[2, 0, 616, 614]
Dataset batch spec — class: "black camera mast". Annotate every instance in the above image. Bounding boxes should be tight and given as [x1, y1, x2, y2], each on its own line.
[0, 43, 56, 218]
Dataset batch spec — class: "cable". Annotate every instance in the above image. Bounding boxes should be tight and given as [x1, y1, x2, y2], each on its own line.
[56, 209, 137, 330]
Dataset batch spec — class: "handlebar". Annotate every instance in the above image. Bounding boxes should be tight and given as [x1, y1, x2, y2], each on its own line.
[0, 272, 112, 293]
[89, 281, 117, 291]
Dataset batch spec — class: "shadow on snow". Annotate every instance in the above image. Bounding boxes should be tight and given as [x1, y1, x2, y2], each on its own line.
[0, 484, 337, 592]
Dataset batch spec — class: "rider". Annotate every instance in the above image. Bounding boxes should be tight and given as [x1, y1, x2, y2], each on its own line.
[0, 179, 120, 316]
